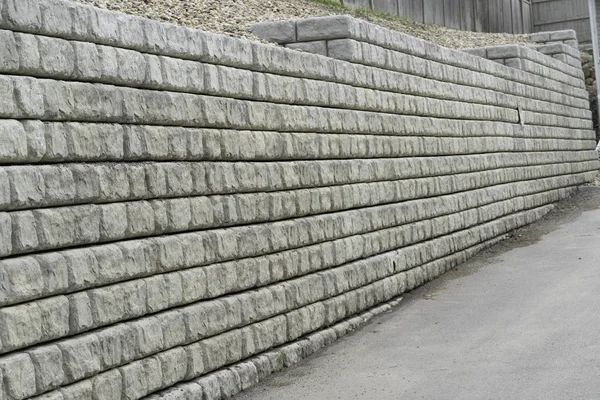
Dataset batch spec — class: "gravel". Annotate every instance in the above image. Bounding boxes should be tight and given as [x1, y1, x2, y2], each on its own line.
[71, 0, 533, 49]
[591, 172, 600, 187]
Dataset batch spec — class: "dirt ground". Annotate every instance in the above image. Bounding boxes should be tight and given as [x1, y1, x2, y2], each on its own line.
[71, 0, 533, 49]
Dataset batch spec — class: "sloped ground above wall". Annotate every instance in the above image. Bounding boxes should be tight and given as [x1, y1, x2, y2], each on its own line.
[71, 0, 534, 49]
[0, 1, 597, 400]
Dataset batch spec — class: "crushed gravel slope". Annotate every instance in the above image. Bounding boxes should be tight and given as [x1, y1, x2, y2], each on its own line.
[72, 0, 533, 49]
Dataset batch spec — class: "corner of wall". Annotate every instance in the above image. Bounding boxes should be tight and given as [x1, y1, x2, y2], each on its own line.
[530, 29, 579, 50]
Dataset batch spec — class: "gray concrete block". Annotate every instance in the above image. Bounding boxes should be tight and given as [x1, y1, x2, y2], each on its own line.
[37, 35, 75, 77]
[286, 41, 328, 56]
[120, 359, 149, 400]
[530, 32, 550, 43]
[0, 257, 43, 307]
[185, 342, 205, 380]
[505, 58, 523, 69]
[252, 20, 296, 44]
[2, 0, 42, 31]
[145, 356, 166, 395]
[0, 302, 42, 352]
[0, 353, 37, 399]
[158, 348, 187, 387]
[11, 211, 39, 253]
[200, 31, 254, 68]
[39, 0, 75, 37]
[552, 53, 568, 63]
[145, 275, 169, 314]
[567, 57, 581, 68]
[116, 48, 145, 85]
[281, 342, 303, 367]
[8, 166, 46, 208]
[251, 355, 274, 383]
[13, 33, 40, 75]
[550, 30, 577, 41]
[89, 7, 120, 46]
[38, 296, 70, 340]
[564, 39, 578, 48]
[214, 369, 242, 399]
[486, 45, 521, 60]
[60, 380, 92, 400]
[93, 325, 124, 370]
[91, 370, 122, 400]
[0, 30, 19, 73]
[183, 301, 228, 342]
[0, 121, 27, 164]
[28, 345, 65, 392]
[0, 213, 11, 257]
[535, 43, 565, 56]
[296, 16, 354, 41]
[68, 292, 93, 333]
[462, 48, 486, 58]
[130, 317, 164, 358]
[196, 374, 221, 400]
[231, 362, 259, 391]
[59, 334, 102, 382]
[327, 38, 361, 61]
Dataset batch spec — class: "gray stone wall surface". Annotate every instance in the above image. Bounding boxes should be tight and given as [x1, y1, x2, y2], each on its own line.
[0, 3, 598, 400]
[530, 29, 580, 50]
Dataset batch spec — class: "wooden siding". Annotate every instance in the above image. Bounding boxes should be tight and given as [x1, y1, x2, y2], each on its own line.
[532, 0, 591, 45]
[340, 0, 534, 34]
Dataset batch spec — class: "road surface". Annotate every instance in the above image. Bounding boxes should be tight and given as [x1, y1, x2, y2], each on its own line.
[237, 186, 600, 400]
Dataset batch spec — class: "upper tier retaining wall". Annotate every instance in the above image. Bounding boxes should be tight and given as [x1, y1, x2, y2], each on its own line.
[0, 3, 598, 400]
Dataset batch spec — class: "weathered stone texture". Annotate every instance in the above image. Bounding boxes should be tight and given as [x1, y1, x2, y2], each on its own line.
[0, 2, 598, 400]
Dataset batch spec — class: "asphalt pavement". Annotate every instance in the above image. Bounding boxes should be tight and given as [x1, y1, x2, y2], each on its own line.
[236, 186, 600, 400]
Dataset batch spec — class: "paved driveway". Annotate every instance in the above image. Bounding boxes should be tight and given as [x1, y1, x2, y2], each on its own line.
[237, 186, 600, 400]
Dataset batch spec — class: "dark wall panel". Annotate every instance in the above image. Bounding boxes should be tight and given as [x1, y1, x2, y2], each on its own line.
[399, 0, 425, 23]
[532, 0, 590, 46]
[535, 18, 592, 45]
[461, 0, 475, 31]
[488, 0, 503, 32]
[533, 0, 588, 26]
[372, 0, 399, 15]
[443, 0, 462, 29]
[474, 0, 489, 32]
[342, 0, 371, 9]
[512, 0, 524, 33]
[348, 0, 537, 34]
[523, 1, 533, 32]
[503, 0, 513, 33]
[424, 0, 445, 26]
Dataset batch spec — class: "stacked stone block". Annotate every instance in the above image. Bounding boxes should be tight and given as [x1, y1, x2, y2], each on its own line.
[463, 42, 582, 71]
[534, 43, 582, 68]
[530, 29, 579, 50]
[0, 4, 598, 400]
[527, 30, 583, 67]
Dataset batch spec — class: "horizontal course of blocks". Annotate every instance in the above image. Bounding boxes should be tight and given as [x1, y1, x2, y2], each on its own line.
[463, 43, 582, 74]
[0, 2, 598, 400]
[530, 29, 579, 49]
[252, 16, 588, 102]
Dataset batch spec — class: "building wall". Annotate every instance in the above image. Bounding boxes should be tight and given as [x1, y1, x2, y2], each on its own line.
[0, 2, 598, 399]
[340, 0, 534, 33]
[532, 0, 592, 47]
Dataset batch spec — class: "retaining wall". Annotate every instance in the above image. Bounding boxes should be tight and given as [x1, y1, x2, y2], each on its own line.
[0, 3, 598, 400]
